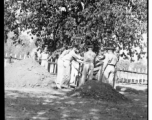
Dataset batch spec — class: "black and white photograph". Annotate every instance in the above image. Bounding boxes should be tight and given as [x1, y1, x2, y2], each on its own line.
[4, 0, 148, 119]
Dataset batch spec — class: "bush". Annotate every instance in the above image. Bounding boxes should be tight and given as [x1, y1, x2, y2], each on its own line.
[117, 59, 147, 72]
[117, 60, 130, 70]
[5, 38, 36, 57]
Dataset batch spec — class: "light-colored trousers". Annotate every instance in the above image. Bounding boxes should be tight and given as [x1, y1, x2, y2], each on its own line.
[97, 64, 104, 81]
[70, 61, 79, 85]
[104, 65, 115, 88]
[56, 58, 63, 88]
[56, 60, 71, 88]
[79, 62, 94, 86]
[41, 60, 47, 68]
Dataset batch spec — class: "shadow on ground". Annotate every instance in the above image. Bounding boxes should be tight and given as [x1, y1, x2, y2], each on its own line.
[5, 87, 147, 120]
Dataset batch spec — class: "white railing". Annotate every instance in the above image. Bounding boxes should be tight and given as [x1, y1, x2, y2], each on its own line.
[5, 53, 28, 60]
[5, 52, 147, 85]
[116, 70, 147, 85]
[40, 59, 57, 74]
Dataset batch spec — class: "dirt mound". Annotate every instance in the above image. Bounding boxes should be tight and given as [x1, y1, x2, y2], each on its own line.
[67, 80, 131, 103]
[5, 58, 56, 88]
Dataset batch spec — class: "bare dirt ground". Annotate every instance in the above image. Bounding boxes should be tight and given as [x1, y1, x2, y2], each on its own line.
[5, 86, 147, 120]
[5, 59, 148, 120]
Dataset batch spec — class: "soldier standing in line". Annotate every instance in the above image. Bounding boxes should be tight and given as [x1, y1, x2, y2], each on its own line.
[78, 44, 96, 87]
[101, 45, 119, 89]
[69, 48, 84, 88]
[96, 46, 106, 81]
[30, 47, 38, 60]
[41, 46, 49, 67]
[113, 46, 120, 88]
[37, 47, 42, 64]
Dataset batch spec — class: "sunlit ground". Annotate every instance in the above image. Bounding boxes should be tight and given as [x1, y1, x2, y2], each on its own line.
[5, 84, 147, 120]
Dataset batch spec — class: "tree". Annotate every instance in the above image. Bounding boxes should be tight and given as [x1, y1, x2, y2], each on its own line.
[4, 0, 147, 58]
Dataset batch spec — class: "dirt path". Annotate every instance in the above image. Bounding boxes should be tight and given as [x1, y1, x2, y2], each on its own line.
[5, 87, 147, 120]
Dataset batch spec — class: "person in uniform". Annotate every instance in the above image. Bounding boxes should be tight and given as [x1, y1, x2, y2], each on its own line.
[95, 46, 106, 81]
[113, 46, 120, 88]
[56, 44, 83, 89]
[79, 44, 96, 87]
[37, 47, 42, 64]
[56, 46, 71, 89]
[115, 46, 120, 59]
[101, 46, 119, 88]
[30, 47, 38, 60]
[69, 49, 83, 88]
[41, 47, 49, 67]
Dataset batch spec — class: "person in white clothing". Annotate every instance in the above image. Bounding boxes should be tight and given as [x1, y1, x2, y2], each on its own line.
[41, 47, 49, 68]
[79, 44, 96, 87]
[102, 46, 119, 88]
[69, 50, 83, 88]
[56, 45, 83, 89]
[37, 48, 42, 64]
[56, 46, 71, 88]
[30, 48, 38, 60]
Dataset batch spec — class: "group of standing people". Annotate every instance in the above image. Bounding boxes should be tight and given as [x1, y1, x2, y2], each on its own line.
[30, 40, 119, 89]
[55, 43, 119, 89]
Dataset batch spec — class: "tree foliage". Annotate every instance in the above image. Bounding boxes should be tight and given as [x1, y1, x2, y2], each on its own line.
[4, 0, 147, 55]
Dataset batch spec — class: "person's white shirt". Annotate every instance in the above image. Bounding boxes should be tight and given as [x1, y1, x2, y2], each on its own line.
[41, 51, 49, 60]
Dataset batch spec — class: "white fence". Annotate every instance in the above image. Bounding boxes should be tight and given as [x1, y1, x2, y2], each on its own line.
[42, 60, 148, 85]
[5, 53, 27, 60]
[4, 53, 58, 74]
[116, 70, 147, 85]
[5, 53, 147, 85]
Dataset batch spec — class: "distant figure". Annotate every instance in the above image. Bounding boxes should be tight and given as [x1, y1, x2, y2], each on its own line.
[41, 47, 49, 67]
[79, 45, 96, 87]
[102, 46, 119, 88]
[54, 54, 59, 74]
[37, 48, 42, 64]
[27, 52, 30, 58]
[113, 46, 120, 86]
[30, 48, 38, 60]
